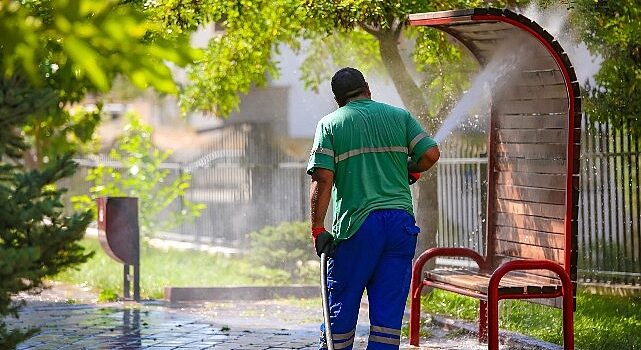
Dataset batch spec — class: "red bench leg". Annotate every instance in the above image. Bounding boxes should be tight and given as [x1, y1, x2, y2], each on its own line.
[479, 300, 488, 343]
[562, 288, 575, 349]
[487, 288, 500, 350]
[409, 278, 423, 346]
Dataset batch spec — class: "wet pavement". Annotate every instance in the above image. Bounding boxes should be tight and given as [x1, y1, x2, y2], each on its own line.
[5, 284, 549, 350]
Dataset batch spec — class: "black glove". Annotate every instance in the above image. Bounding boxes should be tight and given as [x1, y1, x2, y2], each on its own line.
[314, 230, 335, 258]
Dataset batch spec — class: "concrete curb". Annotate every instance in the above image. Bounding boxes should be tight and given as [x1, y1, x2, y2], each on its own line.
[431, 315, 563, 350]
[164, 285, 320, 303]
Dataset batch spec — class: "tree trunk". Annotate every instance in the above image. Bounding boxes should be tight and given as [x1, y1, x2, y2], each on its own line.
[378, 29, 431, 122]
[376, 26, 439, 263]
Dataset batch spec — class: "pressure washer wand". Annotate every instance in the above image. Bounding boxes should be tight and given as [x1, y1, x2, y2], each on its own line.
[320, 252, 335, 350]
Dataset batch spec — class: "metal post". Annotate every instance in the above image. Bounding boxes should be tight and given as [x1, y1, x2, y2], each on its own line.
[123, 264, 130, 299]
[133, 261, 140, 302]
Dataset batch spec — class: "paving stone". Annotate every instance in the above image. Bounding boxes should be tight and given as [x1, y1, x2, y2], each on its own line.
[4, 285, 555, 350]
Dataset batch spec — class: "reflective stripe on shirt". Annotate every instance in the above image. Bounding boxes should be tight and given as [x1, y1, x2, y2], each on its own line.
[310, 147, 335, 157]
[335, 146, 408, 163]
[409, 132, 428, 154]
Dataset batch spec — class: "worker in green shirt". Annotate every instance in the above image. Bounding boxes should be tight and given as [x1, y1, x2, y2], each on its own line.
[308, 67, 440, 350]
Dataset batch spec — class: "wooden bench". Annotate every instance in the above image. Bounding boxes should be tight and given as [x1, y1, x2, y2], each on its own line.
[407, 8, 581, 350]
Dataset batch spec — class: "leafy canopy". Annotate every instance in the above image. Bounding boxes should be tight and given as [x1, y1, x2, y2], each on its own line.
[571, 0, 641, 137]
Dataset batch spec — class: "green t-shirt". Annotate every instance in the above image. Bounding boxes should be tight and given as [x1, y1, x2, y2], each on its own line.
[306, 98, 437, 241]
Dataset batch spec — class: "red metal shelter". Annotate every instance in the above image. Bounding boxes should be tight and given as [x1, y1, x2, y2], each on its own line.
[408, 8, 581, 350]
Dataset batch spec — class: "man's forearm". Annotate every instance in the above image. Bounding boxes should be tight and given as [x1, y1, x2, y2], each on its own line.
[310, 176, 332, 228]
[409, 146, 440, 173]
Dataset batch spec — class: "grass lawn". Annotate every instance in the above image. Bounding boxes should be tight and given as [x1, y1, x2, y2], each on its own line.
[54, 238, 293, 300]
[422, 289, 641, 349]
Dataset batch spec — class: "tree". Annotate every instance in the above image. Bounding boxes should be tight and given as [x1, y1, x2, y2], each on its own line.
[141, 0, 516, 257]
[571, 0, 641, 138]
[72, 112, 205, 237]
[0, 0, 200, 346]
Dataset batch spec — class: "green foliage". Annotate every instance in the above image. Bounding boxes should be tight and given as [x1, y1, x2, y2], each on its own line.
[299, 29, 383, 93]
[0, 156, 94, 347]
[161, 0, 491, 120]
[55, 238, 290, 299]
[176, 0, 305, 116]
[421, 289, 641, 349]
[571, 0, 641, 138]
[0, 0, 201, 346]
[97, 288, 119, 302]
[1, 0, 200, 94]
[72, 112, 205, 237]
[23, 104, 102, 167]
[247, 221, 318, 284]
[1, 0, 202, 167]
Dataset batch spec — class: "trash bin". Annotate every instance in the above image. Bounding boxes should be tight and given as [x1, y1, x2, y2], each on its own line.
[97, 197, 140, 301]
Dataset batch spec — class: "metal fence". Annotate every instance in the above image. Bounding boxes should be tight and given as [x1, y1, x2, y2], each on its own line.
[436, 141, 487, 255]
[67, 120, 641, 286]
[66, 122, 310, 247]
[578, 116, 641, 285]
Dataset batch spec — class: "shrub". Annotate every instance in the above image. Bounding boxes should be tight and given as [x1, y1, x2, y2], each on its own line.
[247, 221, 319, 284]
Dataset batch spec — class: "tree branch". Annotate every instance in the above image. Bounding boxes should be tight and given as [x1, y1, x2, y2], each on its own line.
[359, 22, 381, 38]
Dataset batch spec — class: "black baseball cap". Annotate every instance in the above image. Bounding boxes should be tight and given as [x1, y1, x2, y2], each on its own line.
[331, 67, 367, 105]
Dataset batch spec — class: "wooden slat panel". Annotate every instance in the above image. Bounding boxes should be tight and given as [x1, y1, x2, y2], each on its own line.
[495, 158, 567, 174]
[501, 84, 567, 100]
[495, 226, 565, 249]
[459, 29, 515, 40]
[497, 129, 567, 144]
[496, 212, 565, 233]
[496, 199, 566, 219]
[496, 185, 566, 205]
[497, 115, 566, 129]
[448, 21, 512, 33]
[520, 58, 561, 71]
[496, 143, 566, 160]
[496, 241, 564, 263]
[498, 98, 568, 115]
[496, 172, 566, 189]
[516, 69, 565, 86]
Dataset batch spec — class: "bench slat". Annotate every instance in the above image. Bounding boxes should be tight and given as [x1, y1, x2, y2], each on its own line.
[495, 241, 565, 263]
[497, 129, 567, 144]
[425, 269, 562, 295]
[496, 185, 566, 205]
[495, 158, 567, 174]
[495, 226, 565, 249]
[496, 213, 565, 234]
[496, 172, 566, 190]
[496, 199, 565, 219]
[497, 115, 566, 129]
[496, 143, 567, 160]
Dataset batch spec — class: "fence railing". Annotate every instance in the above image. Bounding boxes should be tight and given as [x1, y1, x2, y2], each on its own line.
[66, 121, 641, 286]
[578, 116, 641, 285]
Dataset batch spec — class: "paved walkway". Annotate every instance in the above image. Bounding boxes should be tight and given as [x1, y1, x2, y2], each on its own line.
[5, 284, 548, 350]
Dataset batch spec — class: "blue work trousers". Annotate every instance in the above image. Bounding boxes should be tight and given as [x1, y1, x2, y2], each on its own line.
[320, 209, 419, 350]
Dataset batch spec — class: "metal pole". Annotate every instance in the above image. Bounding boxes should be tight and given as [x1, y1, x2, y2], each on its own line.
[320, 253, 334, 350]
[123, 264, 130, 299]
[133, 262, 140, 302]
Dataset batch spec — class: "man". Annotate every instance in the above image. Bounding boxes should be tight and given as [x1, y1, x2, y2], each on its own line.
[307, 67, 440, 350]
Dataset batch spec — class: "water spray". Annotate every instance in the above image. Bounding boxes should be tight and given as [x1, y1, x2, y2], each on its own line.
[433, 41, 527, 143]
[432, 4, 603, 144]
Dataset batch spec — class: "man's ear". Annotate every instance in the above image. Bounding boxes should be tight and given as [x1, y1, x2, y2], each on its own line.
[364, 83, 371, 98]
